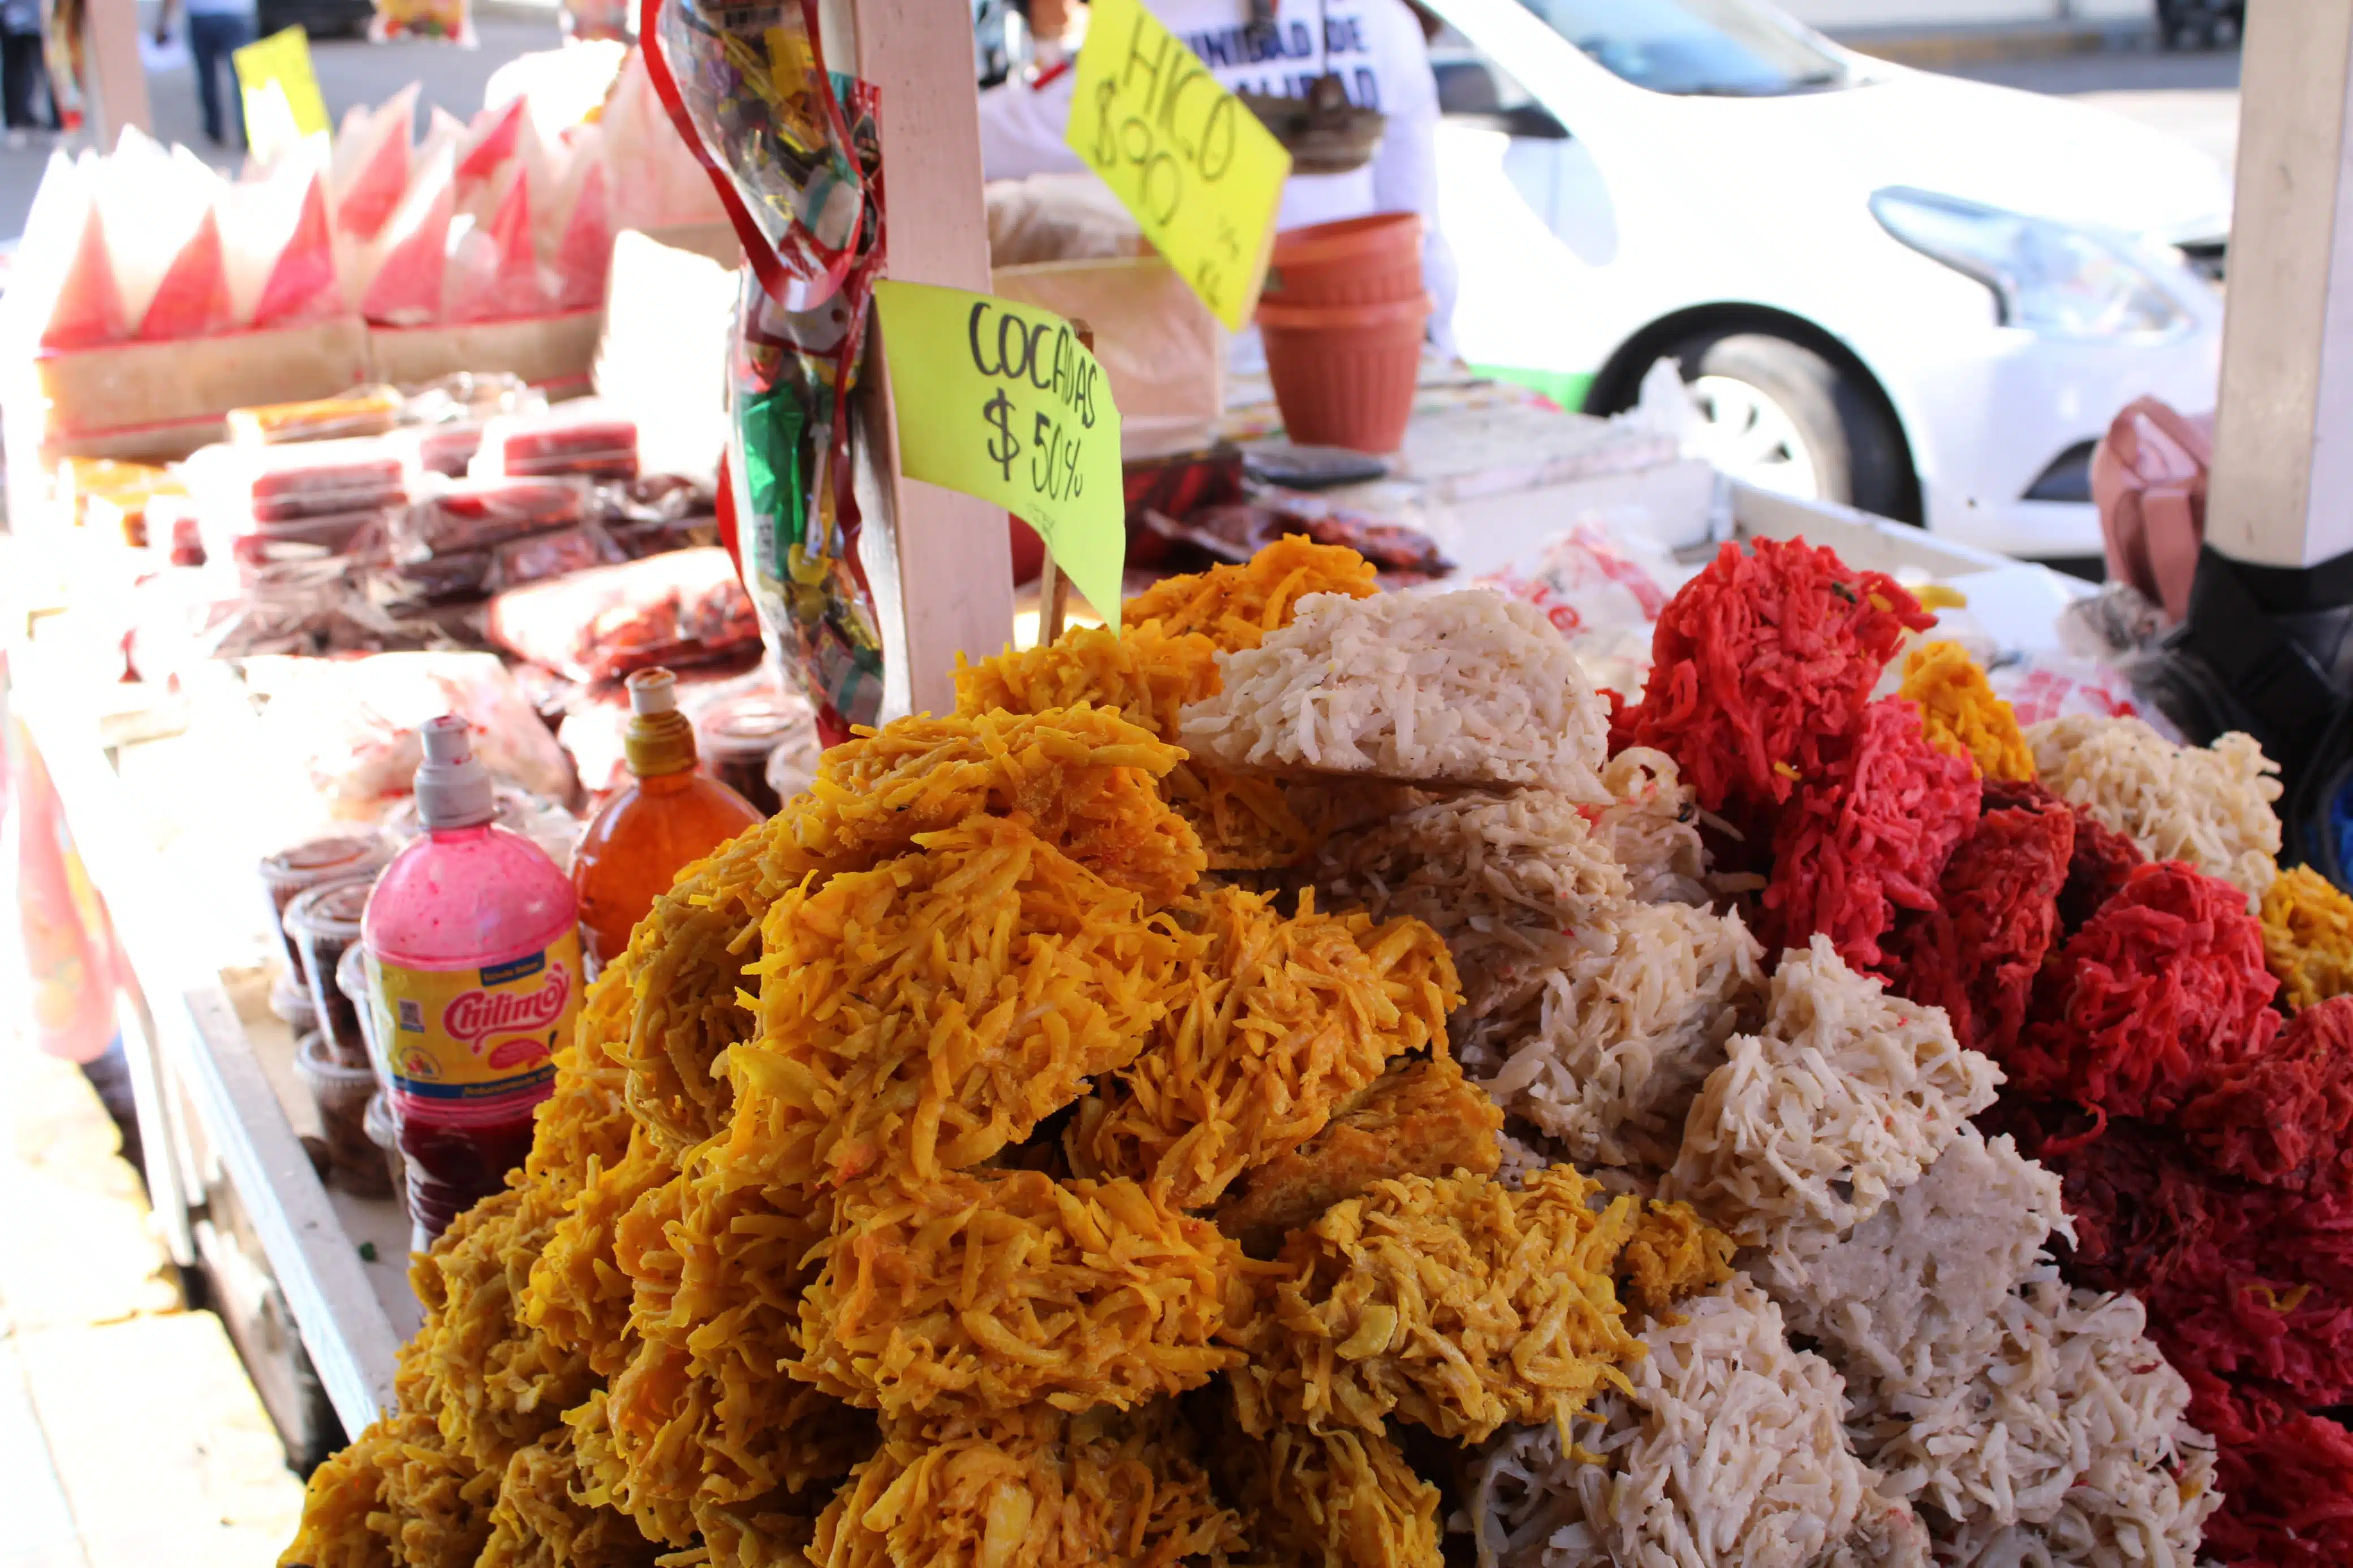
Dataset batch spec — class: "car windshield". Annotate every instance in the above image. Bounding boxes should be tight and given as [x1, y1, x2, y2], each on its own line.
[1512, 0, 1851, 97]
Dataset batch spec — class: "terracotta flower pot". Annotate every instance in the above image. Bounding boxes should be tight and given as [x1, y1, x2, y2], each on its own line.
[1264, 213, 1424, 309]
[1259, 292, 1432, 455]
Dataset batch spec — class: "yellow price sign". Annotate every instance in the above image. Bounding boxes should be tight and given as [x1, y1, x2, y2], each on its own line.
[871, 280, 1127, 630]
[233, 27, 332, 164]
[1065, 0, 1292, 331]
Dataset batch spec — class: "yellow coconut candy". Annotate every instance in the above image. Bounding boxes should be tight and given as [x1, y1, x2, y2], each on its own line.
[1205, 1404, 1441, 1568]
[2263, 864, 2353, 1010]
[278, 1408, 497, 1568]
[794, 1168, 1248, 1421]
[564, 1159, 873, 1547]
[1122, 534, 1378, 653]
[520, 957, 641, 1206]
[397, 1187, 593, 1476]
[1233, 1169, 1726, 1443]
[475, 1426, 661, 1568]
[731, 815, 1192, 1191]
[1898, 640, 2035, 782]
[522, 1126, 675, 1379]
[1073, 885, 1460, 1210]
[620, 704, 1204, 1154]
[954, 621, 1321, 871]
[810, 1405, 1247, 1568]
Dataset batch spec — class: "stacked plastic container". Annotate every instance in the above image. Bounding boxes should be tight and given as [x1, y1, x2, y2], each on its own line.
[1256, 213, 1432, 456]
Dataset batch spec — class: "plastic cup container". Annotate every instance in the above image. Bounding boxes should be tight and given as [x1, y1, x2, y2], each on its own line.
[336, 941, 381, 1077]
[295, 1031, 393, 1198]
[258, 832, 393, 973]
[1263, 213, 1425, 309]
[285, 875, 380, 1070]
[365, 1092, 408, 1218]
[699, 694, 818, 818]
[765, 723, 822, 810]
[269, 971, 319, 1033]
[1257, 292, 1434, 456]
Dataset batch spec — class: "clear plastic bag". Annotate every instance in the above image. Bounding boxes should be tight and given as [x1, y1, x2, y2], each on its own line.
[640, 0, 864, 305]
[369, 0, 475, 45]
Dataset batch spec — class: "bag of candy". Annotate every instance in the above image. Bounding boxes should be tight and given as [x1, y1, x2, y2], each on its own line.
[639, 0, 864, 306]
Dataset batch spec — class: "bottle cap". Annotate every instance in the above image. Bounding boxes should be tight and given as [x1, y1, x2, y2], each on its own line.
[627, 668, 679, 717]
[623, 668, 696, 777]
[415, 715, 495, 830]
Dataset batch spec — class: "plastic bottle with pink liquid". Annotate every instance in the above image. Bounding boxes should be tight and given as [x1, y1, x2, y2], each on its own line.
[364, 716, 581, 1251]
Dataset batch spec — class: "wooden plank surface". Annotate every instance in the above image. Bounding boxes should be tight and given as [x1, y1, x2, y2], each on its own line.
[10, 674, 404, 1434]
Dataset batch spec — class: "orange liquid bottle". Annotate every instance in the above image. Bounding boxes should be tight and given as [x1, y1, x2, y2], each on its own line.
[572, 668, 765, 974]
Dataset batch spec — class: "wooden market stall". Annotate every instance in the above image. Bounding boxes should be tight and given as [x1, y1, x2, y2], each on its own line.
[8, 0, 2343, 1480]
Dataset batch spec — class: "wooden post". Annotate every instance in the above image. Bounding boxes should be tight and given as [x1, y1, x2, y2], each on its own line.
[2205, 0, 2353, 573]
[848, 0, 1016, 716]
[81, 0, 150, 147]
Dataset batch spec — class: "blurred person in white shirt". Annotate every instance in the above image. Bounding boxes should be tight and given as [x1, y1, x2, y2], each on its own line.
[979, 0, 1458, 357]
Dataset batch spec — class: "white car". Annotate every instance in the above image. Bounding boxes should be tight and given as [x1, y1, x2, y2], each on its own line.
[1425, 0, 2231, 559]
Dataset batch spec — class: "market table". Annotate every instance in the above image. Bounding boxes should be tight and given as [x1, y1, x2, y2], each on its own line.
[1, 377, 2087, 1465]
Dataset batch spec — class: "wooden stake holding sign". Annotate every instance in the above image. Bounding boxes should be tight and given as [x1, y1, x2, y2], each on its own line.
[870, 281, 1126, 640]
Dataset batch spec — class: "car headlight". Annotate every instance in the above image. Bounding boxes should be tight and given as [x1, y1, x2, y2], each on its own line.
[1869, 185, 2190, 340]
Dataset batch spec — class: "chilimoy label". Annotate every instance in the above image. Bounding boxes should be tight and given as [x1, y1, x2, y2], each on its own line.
[367, 933, 581, 1113]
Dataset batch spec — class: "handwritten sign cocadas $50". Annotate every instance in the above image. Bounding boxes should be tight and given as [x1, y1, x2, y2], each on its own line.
[1064, 0, 1293, 331]
[871, 280, 1127, 629]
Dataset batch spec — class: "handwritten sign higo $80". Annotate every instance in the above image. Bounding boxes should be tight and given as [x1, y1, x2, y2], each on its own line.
[870, 280, 1127, 630]
[1065, 0, 1292, 331]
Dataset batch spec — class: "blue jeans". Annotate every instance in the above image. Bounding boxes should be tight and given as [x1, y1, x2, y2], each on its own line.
[187, 10, 256, 146]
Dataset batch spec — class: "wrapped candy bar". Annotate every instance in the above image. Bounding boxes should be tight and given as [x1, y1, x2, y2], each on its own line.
[485, 548, 759, 684]
[472, 402, 640, 482]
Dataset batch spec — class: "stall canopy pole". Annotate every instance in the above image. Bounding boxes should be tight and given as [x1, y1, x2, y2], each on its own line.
[2207, 0, 2353, 582]
[82, 0, 152, 147]
[850, 0, 1018, 715]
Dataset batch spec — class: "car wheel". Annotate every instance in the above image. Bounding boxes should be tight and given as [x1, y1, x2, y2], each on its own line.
[1664, 331, 1912, 519]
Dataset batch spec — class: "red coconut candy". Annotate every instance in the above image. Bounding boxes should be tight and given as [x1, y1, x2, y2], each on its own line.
[2187, 1368, 2353, 1568]
[2008, 861, 2281, 1122]
[1761, 697, 1980, 971]
[1884, 792, 2075, 1057]
[2180, 995, 2353, 1196]
[1624, 537, 1932, 815]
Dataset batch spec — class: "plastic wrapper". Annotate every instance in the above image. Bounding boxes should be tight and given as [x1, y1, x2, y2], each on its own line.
[252, 650, 578, 810]
[16, 149, 127, 349]
[444, 165, 554, 323]
[334, 84, 420, 244]
[359, 142, 457, 326]
[137, 184, 234, 341]
[472, 401, 639, 482]
[641, 0, 865, 304]
[400, 477, 588, 557]
[601, 47, 730, 235]
[1988, 650, 2178, 736]
[729, 77, 891, 743]
[1475, 522, 1674, 698]
[94, 131, 211, 332]
[371, 0, 473, 44]
[234, 148, 341, 329]
[486, 547, 760, 684]
[186, 436, 413, 527]
[548, 124, 614, 312]
[229, 386, 403, 446]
